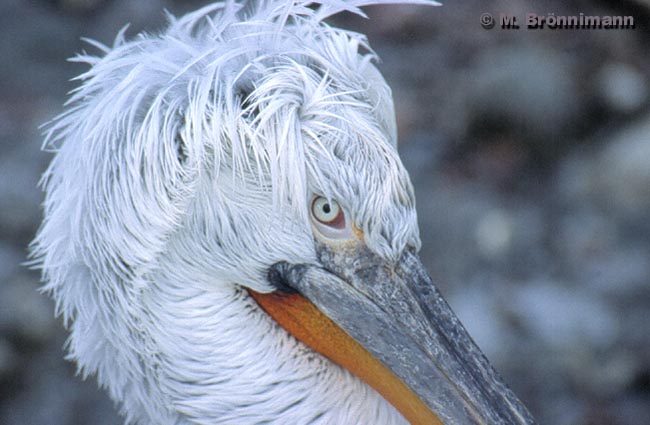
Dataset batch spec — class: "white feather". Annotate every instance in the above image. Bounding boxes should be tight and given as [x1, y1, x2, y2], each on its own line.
[31, 1, 434, 423]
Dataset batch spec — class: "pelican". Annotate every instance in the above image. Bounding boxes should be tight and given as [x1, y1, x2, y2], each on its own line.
[31, 1, 535, 424]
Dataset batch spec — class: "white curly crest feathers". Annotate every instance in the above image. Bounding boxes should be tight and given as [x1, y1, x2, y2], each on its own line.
[32, 1, 435, 423]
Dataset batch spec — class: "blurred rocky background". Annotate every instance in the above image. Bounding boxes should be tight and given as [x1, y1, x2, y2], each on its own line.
[1, 0, 649, 424]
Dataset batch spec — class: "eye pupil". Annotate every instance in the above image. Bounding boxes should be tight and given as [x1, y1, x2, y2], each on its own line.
[310, 196, 345, 229]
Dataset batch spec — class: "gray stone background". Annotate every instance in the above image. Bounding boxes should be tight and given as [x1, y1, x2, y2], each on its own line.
[1, 0, 649, 424]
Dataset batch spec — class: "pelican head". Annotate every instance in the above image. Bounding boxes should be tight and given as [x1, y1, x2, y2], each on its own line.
[32, 1, 535, 424]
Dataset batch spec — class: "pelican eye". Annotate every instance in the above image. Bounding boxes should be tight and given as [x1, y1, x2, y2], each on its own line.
[311, 197, 345, 229]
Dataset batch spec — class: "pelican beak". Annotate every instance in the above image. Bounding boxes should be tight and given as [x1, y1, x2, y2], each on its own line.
[250, 243, 535, 425]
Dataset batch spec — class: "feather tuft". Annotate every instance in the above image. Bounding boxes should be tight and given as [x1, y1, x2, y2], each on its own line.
[31, 1, 434, 423]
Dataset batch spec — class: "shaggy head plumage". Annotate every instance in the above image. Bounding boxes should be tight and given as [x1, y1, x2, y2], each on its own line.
[31, 1, 438, 423]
